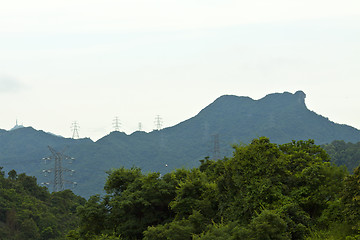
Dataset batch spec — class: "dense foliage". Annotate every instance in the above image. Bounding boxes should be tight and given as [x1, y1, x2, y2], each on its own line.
[67, 137, 360, 240]
[2, 137, 360, 239]
[323, 140, 360, 173]
[0, 167, 85, 239]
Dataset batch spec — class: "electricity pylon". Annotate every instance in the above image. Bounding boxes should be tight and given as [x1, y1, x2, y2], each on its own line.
[113, 117, 121, 131]
[213, 134, 220, 160]
[154, 115, 163, 131]
[71, 121, 80, 139]
[42, 146, 76, 192]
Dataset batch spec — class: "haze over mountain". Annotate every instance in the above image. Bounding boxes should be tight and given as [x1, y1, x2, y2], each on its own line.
[1, 90, 360, 197]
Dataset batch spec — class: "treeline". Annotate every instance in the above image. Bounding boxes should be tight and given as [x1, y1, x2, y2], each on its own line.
[67, 138, 360, 239]
[0, 168, 85, 239]
[323, 140, 360, 173]
[2, 137, 360, 239]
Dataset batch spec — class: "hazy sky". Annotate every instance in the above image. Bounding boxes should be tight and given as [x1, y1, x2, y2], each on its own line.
[1, 0, 360, 140]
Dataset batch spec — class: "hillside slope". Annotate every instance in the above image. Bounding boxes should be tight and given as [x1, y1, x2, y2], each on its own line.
[1, 90, 360, 197]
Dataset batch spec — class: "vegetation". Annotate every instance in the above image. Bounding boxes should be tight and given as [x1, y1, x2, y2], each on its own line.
[66, 137, 360, 239]
[2, 137, 360, 239]
[2, 91, 360, 198]
[0, 167, 85, 239]
[323, 140, 360, 173]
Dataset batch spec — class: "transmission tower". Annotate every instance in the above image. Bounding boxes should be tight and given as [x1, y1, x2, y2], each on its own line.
[154, 115, 163, 131]
[71, 121, 80, 139]
[213, 134, 220, 160]
[113, 117, 121, 131]
[42, 146, 76, 192]
[138, 122, 142, 131]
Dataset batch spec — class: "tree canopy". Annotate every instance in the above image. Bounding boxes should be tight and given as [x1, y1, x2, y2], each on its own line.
[0, 167, 85, 239]
[3, 137, 360, 239]
[68, 137, 360, 240]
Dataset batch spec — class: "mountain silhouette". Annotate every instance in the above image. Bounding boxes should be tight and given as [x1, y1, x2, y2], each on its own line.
[1, 91, 359, 197]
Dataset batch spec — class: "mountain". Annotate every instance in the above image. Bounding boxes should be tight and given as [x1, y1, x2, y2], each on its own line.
[1, 90, 360, 198]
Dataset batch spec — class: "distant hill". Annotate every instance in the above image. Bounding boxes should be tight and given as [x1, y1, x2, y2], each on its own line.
[1, 90, 360, 198]
[323, 140, 360, 173]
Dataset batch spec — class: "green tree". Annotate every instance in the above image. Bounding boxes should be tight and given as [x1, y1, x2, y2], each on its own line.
[342, 166, 360, 234]
[77, 167, 184, 239]
[8, 169, 17, 180]
[18, 218, 41, 240]
[323, 140, 360, 172]
[77, 195, 107, 237]
[0, 166, 85, 240]
[75, 137, 349, 240]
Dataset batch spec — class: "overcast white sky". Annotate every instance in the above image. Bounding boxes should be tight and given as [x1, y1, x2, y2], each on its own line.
[1, 0, 360, 140]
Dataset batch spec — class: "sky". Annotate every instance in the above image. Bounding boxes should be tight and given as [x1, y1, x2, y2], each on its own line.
[1, 0, 360, 141]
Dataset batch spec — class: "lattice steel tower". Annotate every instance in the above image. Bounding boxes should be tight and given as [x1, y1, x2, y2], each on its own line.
[71, 121, 80, 139]
[42, 146, 76, 192]
[113, 117, 121, 131]
[213, 134, 220, 160]
[154, 115, 163, 131]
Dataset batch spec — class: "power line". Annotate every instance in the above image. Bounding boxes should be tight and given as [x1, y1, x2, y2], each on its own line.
[42, 146, 76, 192]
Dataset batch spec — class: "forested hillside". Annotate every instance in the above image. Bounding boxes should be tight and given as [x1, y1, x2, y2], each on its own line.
[0, 167, 85, 239]
[66, 138, 360, 240]
[1, 137, 360, 239]
[1, 91, 360, 198]
[323, 140, 360, 173]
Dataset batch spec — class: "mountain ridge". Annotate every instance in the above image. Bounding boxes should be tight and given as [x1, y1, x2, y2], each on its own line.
[1, 90, 360, 197]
